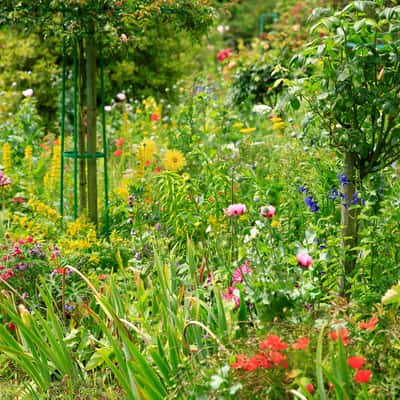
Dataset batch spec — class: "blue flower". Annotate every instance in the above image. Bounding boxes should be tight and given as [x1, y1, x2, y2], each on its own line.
[337, 174, 349, 185]
[329, 188, 338, 200]
[298, 186, 309, 194]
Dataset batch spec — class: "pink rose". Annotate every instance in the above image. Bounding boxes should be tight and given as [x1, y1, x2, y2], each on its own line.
[297, 252, 313, 268]
[260, 205, 276, 218]
[224, 203, 246, 217]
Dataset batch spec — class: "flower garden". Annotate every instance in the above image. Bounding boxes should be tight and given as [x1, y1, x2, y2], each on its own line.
[0, 0, 400, 398]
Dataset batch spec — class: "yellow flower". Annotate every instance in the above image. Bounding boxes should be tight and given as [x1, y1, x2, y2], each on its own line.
[2, 143, 11, 172]
[232, 122, 244, 128]
[24, 146, 33, 170]
[137, 138, 157, 162]
[163, 149, 186, 172]
[271, 219, 281, 229]
[272, 122, 286, 131]
[239, 127, 256, 134]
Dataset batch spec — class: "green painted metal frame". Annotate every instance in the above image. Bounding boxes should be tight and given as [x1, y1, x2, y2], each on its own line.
[59, 36, 110, 236]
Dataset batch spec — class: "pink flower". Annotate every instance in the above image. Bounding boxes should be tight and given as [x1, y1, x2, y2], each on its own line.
[297, 252, 313, 268]
[116, 93, 126, 101]
[224, 203, 246, 217]
[260, 205, 276, 218]
[22, 88, 33, 97]
[217, 48, 232, 62]
[222, 286, 240, 307]
[0, 171, 11, 187]
[120, 33, 128, 42]
[232, 260, 252, 285]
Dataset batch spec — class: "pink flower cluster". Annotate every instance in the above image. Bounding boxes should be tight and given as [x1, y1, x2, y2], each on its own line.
[223, 260, 253, 307]
[260, 205, 276, 218]
[296, 252, 313, 268]
[0, 170, 11, 187]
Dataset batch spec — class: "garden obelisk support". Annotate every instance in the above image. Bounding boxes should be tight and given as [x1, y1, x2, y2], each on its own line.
[86, 24, 98, 226]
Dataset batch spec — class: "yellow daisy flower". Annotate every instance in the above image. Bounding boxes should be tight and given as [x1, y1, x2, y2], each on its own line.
[163, 149, 186, 172]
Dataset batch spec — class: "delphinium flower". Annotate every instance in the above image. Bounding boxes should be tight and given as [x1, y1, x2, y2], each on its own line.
[337, 173, 349, 185]
[304, 196, 319, 212]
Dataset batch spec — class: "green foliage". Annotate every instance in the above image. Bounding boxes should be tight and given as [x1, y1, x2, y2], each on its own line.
[293, 0, 400, 179]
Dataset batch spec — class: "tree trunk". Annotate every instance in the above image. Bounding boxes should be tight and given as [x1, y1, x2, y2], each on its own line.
[339, 151, 358, 297]
[86, 23, 98, 226]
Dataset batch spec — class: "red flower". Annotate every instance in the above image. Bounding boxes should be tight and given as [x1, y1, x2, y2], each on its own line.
[292, 337, 310, 350]
[354, 369, 372, 383]
[231, 354, 248, 369]
[114, 149, 123, 157]
[347, 356, 366, 370]
[217, 48, 232, 62]
[7, 322, 16, 331]
[150, 113, 160, 121]
[98, 274, 108, 281]
[260, 335, 287, 351]
[26, 236, 34, 243]
[359, 316, 378, 331]
[329, 327, 350, 345]
[268, 350, 287, 367]
[306, 383, 315, 394]
[252, 354, 272, 369]
[116, 138, 124, 147]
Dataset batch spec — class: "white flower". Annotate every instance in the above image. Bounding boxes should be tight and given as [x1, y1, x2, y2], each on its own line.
[22, 88, 33, 97]
[120, 33, 128, 42]
[252, 104, 272, 114]
[104, 105, 112, 112]
[116, 92, 126, 101]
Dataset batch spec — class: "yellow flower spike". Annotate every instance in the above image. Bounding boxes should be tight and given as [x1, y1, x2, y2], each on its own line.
[24, 146, 33, 170]
[239, 127, 256, 134]
[2, 143, 11, 172]
[163, 149, 186, 172]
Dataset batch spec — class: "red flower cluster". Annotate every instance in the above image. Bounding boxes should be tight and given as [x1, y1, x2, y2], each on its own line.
[329, 327, 350, 345]
[232, 335, 289, 371]
[358, 316, 378, 331]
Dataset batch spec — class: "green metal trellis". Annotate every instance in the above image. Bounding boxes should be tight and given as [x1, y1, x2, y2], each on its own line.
[59, 36, 109, 235]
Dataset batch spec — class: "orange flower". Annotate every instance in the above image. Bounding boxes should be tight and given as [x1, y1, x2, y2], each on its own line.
[354, 369, 372, 383]
[359, 317, 378, 331]
[347, 356, 365, 370]
[150, 113, 160, 121]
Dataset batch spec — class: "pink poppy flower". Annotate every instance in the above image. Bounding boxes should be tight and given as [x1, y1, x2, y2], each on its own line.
[224, 203, 246, 217]
[297, 252, 313, 268]
[260, 205, 276, 218]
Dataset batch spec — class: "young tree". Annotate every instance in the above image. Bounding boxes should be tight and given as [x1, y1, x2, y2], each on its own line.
[291, 0, 400, 295]
[1, 0, 215, 226]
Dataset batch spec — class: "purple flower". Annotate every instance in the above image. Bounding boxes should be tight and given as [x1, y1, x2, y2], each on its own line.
[298, 186, 309, 194]
[329, 188, 338, 200]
